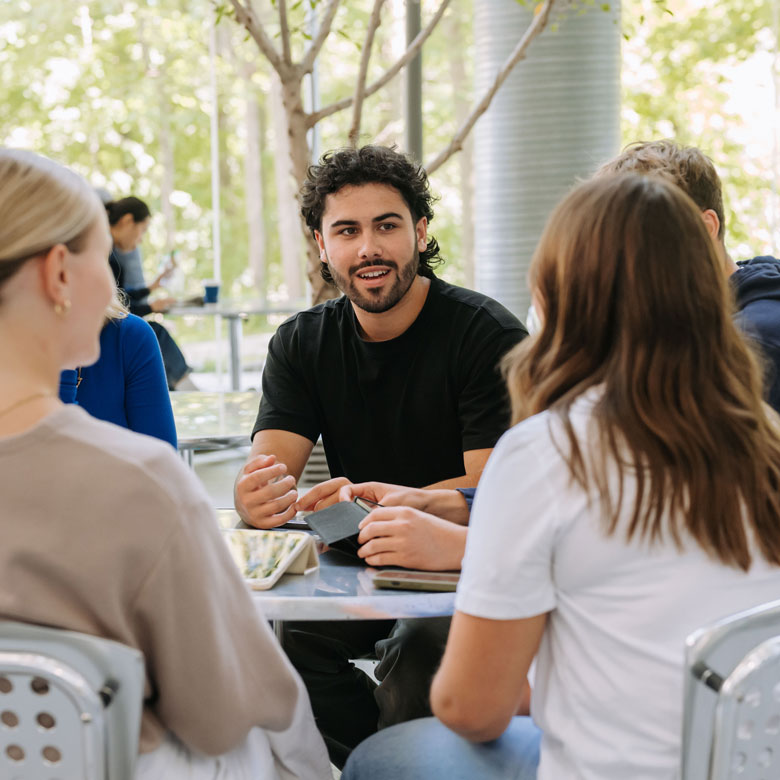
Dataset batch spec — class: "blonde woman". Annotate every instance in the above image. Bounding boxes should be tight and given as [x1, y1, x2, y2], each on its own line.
[343, 174, 780, 780]
[0, 148, 330, 779]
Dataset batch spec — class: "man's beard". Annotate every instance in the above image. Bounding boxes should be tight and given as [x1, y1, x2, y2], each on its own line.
[327, 248, 420, 314]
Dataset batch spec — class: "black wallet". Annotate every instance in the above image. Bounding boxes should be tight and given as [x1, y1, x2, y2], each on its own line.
[304, 499, 376, 559]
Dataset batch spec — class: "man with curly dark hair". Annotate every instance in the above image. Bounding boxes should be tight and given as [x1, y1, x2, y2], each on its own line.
[301, 144, 443, 291]
[234, 145, 526, 766]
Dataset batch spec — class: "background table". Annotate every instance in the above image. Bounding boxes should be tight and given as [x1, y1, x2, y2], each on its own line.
[172, 392, 257, 466]
[216, 510, 457, 628]
[166, 300, 303, 390]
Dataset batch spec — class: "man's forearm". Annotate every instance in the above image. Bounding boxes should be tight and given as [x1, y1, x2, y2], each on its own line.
[426, 474, 477, 490]
[417, 488, 471, 526]
[426, 448, 491, 494]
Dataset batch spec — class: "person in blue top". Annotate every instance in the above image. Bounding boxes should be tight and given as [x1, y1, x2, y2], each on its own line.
[59, 293, 177, 448]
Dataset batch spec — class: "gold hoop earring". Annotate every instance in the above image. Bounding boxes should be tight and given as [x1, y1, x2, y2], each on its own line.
[54, 299, 72, 316]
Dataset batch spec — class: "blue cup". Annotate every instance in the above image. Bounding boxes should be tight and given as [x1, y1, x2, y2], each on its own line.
[203, 280, 220, 304]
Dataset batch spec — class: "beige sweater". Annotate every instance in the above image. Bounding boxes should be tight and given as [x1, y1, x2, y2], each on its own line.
[0, 405, 314, 758]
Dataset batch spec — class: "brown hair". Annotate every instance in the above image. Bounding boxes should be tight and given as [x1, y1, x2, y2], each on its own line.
[595, 140, 726, 239]
[503, 174, 780, 571]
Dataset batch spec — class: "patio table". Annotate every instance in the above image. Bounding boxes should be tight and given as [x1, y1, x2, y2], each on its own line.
[172, 391, 257, 466]
[165, 300, 304, 390]
[216, 510, 456, 638]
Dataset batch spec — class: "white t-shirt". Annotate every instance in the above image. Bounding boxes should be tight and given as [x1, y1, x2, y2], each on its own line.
[456, 391, 780, 780]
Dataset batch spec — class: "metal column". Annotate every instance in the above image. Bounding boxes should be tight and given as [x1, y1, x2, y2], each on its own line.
[473, 1, 622, 319]
[405, 0, 423, 162]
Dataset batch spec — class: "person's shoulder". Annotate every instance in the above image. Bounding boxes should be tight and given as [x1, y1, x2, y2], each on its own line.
[498, 389, 600, 456]
[105, 313, 156, 343]
[280, 296, 347, 326]
[119, 312, 154, 333]
[474, 409, 566, 517]
[432, 278, 525, 332]
[109, 314, 160, 364]
[57, 406, 199, 511]
[737, 255, 780, 269]
[733, 257, 780, 331]
[734, 256, 780, 289]
[272, 296, 349, 346]
[60, 405, 176, 466]
[498, 408, 555, 453]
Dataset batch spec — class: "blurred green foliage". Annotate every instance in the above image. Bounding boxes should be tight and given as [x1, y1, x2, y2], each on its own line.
[621, 0, 776, 258]
[0, 0, 775, 311]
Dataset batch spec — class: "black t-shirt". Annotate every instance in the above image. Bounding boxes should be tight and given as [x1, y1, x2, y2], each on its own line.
[253, 277, 527, 487]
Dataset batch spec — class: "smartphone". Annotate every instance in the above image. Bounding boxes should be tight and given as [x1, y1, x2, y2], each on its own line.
[372, 569, 460, 592]
[278, 512, 311, 531]
[354, 497, 382, 512]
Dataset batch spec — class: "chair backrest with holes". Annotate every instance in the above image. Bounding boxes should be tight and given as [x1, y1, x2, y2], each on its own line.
[682, 600, 780, 780]
[0, 621, 144, 780]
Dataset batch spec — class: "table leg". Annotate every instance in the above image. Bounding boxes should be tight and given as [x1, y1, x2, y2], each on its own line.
[179, 448, 194, 468]
[273, 620, 284, 644]
[228, 317, 242, 391]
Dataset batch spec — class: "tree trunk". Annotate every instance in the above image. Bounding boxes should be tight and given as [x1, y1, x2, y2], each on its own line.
[278, 70, 337, 303]
[271, 73, 305, 300]
[138, 14, 175, 253]
[446, 10, 474, 286]
[244, 76, 266, 296]
[226, 0, 566, 303]
[159, 76, 176, 252]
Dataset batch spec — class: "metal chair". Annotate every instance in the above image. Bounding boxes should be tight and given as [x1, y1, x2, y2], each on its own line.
[682, 599, 780, 779]
[0, 621, 144, 780]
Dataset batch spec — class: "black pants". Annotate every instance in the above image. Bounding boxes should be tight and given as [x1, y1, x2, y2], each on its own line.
[281, 617, 451, 768]
[148, 321, 191, 389]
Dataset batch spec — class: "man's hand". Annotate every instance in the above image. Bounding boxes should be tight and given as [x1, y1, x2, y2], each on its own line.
[356, 506, 467, 570]
[150, 296, 176, 313]
[339, 481, 429, 508]
[340, 481, 471, 525]
[234, 453, 298, 528]
[295, 477, 352, 512]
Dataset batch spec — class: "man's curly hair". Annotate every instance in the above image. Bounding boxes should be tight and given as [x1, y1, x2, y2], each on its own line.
[300, 145, 443, 284]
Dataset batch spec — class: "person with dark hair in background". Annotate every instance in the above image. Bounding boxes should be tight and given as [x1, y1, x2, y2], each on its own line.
[105, 197, 173, 315]
[595, 139, 780, 412]
[95, 190, 157, 303]
[105, 196, 196, 390]
[234, 145, 527, 766]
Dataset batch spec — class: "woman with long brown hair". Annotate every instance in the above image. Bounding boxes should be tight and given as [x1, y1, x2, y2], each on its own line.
[343, 173, 780, 780]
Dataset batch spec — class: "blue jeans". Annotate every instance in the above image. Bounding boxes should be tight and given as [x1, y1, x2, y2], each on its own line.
[342, 716, 541, 780]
